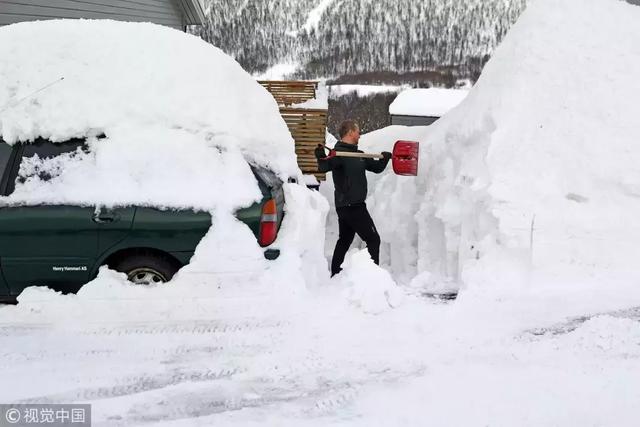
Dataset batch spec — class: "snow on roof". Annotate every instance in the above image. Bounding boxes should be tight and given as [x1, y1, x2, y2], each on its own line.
[0, 19, 300, 210]
[388, 88, 468, 117]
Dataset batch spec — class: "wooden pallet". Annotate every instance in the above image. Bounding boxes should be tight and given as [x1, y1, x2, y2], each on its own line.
[258, 80, 318, 106]
[279, 107, 327, 181]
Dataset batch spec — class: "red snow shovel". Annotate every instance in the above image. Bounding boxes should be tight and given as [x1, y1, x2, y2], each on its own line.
[319, 140, 420, 176]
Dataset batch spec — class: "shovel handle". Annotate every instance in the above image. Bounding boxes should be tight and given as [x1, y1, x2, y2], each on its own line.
[332, 151, 383, 159]
[318, 146, 384, 160]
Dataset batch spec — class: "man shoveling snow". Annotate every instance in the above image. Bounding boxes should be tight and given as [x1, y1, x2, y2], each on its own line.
[315, 120, 391, 276]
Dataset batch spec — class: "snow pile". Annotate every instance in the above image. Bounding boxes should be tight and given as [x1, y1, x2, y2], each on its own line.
[0, 20, 299, 210]
[336, 250, 404, 314]
[389, 88, 468, 117]
[363, 0, 640, 292]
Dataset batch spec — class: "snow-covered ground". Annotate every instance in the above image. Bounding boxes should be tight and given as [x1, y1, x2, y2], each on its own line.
[2, 0, 640, 425]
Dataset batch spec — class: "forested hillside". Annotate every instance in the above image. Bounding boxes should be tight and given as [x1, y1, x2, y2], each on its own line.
[195, 0, 527, 80]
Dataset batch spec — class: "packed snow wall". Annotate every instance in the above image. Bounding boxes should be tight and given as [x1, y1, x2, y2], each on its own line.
[363, 0, 640, 292]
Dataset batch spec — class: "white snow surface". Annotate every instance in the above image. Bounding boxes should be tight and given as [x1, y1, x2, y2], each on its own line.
[388, 87, 469, 117]
[2, 1, 640, 425]
[360, 0, 640, 292]
[290, 80, 329, 109]
[0, 20, 299, 210]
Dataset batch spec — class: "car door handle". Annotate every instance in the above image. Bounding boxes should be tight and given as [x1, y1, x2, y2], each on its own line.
[93, 211, 117, 224]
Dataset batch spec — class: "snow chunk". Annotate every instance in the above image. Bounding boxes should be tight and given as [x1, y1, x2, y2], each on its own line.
[337, 250, 404, 314]
[389, 88, 469, 117]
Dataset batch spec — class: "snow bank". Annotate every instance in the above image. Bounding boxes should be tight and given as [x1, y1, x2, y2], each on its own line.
[0, 20, 300, 210]
[364, 0, 640, 293]
[389, 88, 468, 117]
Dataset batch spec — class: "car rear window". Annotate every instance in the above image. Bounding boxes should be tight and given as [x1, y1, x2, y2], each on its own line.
[21, 138, 85, 160]
[0, 141, 11, 182]
[5, 138, 86, 195]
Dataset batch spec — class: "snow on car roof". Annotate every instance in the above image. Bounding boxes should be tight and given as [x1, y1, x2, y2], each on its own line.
[0, 19, 300, 210]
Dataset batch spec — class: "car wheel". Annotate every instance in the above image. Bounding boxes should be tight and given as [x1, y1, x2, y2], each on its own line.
[112, 253, 180, 286]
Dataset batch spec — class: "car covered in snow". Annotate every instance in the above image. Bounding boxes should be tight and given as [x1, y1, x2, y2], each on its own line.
[0, 137, 284, 303]
[0, 20, 306, 303]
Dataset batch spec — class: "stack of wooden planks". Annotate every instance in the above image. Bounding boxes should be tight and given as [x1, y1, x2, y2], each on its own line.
[279, 107, 327, 181]
[257, 80, 318, 106]
[258, 80, 327, 181]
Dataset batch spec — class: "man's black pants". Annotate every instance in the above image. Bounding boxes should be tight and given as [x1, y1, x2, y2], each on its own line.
[331, 203, 381, 276]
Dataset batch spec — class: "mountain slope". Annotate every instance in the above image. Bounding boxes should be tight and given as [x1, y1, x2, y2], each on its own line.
[196, 0, 527, 79]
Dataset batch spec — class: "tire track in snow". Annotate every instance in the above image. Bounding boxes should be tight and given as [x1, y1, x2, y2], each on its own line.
[1, 345, 225, 365]
[82, 319, 287, 336]
[20, 368, 240, 404]
[526, 306, 640, 336]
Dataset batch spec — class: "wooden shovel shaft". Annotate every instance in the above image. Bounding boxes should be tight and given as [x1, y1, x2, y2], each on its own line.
[332, 151, 384, 159]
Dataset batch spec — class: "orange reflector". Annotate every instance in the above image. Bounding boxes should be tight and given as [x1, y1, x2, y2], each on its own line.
[262, 199, 277, 216]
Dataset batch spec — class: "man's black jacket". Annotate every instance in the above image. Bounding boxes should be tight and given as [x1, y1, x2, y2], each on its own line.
[317, 141, 390, 208]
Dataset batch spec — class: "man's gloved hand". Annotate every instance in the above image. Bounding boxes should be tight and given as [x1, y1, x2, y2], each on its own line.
[315, 145, 327, 159]
[381, 151, 392, 160]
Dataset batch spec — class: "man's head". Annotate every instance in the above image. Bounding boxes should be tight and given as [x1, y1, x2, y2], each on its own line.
[339, 120, 360, 145]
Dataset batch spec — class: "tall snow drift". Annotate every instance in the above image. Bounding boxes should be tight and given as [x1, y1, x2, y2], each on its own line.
[366, 0, 640, 291]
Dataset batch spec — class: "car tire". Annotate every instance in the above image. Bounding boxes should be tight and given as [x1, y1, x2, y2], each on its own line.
[112, 252, 180, 286]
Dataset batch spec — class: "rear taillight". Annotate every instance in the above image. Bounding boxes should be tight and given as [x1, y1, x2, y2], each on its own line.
[259, 198, 278, 247]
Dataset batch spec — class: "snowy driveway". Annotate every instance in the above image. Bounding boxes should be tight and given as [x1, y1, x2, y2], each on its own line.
[1, 287, 640, 427]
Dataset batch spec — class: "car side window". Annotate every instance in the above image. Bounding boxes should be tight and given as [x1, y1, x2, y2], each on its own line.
[21, 138, 85, 160]
[5, 138, 86, 195]
[0, 142, 12, 183]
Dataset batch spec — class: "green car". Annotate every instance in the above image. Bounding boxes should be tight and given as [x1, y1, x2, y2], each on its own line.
[0, 137, 284, 304]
